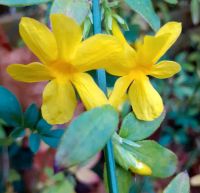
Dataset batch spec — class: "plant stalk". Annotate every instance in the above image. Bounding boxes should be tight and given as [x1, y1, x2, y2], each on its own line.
[92, 0, 119, 193]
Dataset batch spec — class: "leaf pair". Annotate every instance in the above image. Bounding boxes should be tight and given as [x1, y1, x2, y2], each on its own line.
[113, 111, 178, 178]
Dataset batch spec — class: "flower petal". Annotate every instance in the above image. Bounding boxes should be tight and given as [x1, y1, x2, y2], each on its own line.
[73, 34, 128, 75]
[156, 22, 182, 50]
[50, 14, 82, 61]
[112, 19, 127, 44]
[109, 75, 133, 109]
[71, 73, 108, 110]
[7, 62, 53, 82]
[128, 76, 163, 121]
[19, 17, 57, 64]
[42, 79, 77, 124]
[149, 60, 181, 79]
[107, 20, 137, 75]
[137, 34, 171, 66]
[137, 22, 181, 66]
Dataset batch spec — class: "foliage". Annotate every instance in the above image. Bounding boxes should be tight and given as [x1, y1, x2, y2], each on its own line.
[0, 0, 199, 193]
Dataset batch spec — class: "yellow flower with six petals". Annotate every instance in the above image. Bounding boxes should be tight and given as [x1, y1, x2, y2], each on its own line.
[107, 21, 182, 121]
[7, 14, 125, 124]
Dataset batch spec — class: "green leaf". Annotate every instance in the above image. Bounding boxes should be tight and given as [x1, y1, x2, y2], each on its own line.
[36, 118, 52, 134]
[124, 0, 160, 31]
[10, 127, 25, 138]
[42, 129, 64, 148]
[164, 172, 190, 193]
[24, 104, 39, 129]
[191, 0, 200, 25]
[29, 133, 41, 153]
[164, 0, 178, 4]
[0, 86, 23, 127]
[127, 140, 177, 178]
[56, 105, 118, 168]
[116, 165, 132, 193]
[0, 0, 52, 6]
[119, 111, 165, 141]
[51, 0, 90, 24]
[104, 165, 132, 193]
[42, 180, 75, 193]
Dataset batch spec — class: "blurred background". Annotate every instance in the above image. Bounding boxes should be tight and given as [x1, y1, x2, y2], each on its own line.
[0, 0, 200, 193]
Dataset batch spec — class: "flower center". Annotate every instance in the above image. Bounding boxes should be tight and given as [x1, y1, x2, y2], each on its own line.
[49, 60, 77, 80]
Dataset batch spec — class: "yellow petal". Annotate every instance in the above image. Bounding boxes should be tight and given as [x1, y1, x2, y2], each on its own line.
[136, 34, 171, 66]
[109, 75, 133, 108]
[149, 60, 181, 79]
[50, 14, 82, 61]
[7, 62, 53, 82]
[136, 22, 181, 66]
[42, 79, 77, 124]
[128, 76, 163, 121]
[156, 22, 182, 49]
[73, 34, 128, 75]
[19, 17, 57, 64]
[71, 73, 108, 110]
[109, 20, 137, 74]
[112, 19, 127, 44]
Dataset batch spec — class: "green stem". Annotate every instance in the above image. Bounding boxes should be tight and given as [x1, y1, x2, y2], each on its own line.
[92, 1, 119, 193]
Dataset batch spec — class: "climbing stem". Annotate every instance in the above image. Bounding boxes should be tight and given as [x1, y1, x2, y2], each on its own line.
[92, 0, 119, 193]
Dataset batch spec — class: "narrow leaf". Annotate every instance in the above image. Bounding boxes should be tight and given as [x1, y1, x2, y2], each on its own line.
[0, 0, 52, 6]
[24, 103, 39, 129]
[10, 127, 25, 138]
[164, 172, 190, 193]
[56, 105, 118, 168]
[119, 111, 165, 141]
[29, 133, 41, 153]
[42, 129, 64, 148]
[36, 118, 52, 135]
[124, 0, 160, 31]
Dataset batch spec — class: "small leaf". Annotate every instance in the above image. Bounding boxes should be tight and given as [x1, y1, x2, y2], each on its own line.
[36, 118, 52, 135]
[164, 0, 178, 4]
[56, 105, 118, 168]
[124, 0, 160, 31]
[42, 129, 64, 148]
[29, 133, 41, 153]
[51, 0, 90, 24]
[164, 172, 190, 193]
[0, 86, 23, 127]
[119, 111, 165, 141]
[10, 127, 25, 138]
[24, 104, 39, 129]
[0, 0, 52, 6]
[126, 140, 177, 178]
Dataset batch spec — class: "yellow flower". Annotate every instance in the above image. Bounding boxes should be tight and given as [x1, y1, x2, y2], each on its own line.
[7, 14, 125, 124]
[107, 21, 182, 121]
